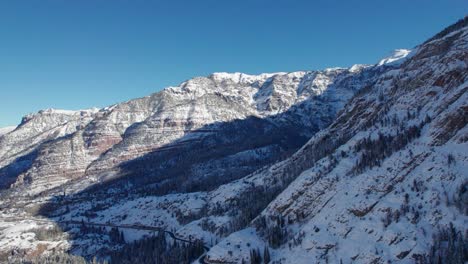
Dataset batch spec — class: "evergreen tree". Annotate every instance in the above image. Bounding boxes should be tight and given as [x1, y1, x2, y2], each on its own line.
[263, 246, 271, 264]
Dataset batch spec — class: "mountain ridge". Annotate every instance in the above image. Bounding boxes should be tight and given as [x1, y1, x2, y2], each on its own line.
[1, 63, 384, 195]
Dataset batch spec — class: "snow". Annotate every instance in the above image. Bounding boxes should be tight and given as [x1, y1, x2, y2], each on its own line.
[0, 126, 16, 136]
[0, 214, 65, 254]
[210, 72, 284, 84]
[205, 228, 266, 263]
[349, 64, 370, 73]
[38, 107, 100, 115]
[377, 49, 413, 66]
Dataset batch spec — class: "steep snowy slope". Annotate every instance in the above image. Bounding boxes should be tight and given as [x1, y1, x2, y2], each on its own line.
[204, 18, 468, 264]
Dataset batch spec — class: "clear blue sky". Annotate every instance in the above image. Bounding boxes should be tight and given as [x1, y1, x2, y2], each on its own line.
[0, 0, 466, 127]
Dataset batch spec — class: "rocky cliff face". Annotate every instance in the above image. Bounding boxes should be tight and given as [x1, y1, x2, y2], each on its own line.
[0, 66, 372, 196]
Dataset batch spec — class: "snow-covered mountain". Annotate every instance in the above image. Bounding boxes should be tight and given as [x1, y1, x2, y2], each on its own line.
[0, 17, 466, 264]
[0, 65, 376, 195]
[202, 18, 468, 264]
